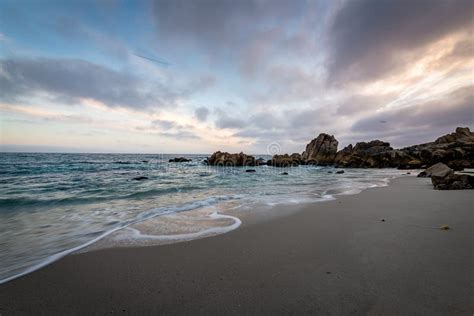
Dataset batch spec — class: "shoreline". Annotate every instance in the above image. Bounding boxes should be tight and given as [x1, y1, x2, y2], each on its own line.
[1, 176, 472, 314]
[0, 170, 401, 285]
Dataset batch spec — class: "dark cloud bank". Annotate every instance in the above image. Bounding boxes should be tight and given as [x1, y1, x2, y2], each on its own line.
[328, 0, 473, 83]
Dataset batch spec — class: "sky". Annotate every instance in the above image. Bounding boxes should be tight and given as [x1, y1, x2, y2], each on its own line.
[0, 0, 473, 154]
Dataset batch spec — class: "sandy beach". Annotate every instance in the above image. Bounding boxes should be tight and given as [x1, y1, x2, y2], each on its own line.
[0, 176, 472, 315]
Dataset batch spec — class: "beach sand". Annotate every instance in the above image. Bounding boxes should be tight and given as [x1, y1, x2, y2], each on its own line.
[0, 177, 472, 315]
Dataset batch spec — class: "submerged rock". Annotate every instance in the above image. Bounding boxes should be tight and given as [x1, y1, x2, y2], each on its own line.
[245, 169, 256, 173]
[336, 170, 345, 174]
[133, 176, 149, 181]
[281, 172, 289, 175]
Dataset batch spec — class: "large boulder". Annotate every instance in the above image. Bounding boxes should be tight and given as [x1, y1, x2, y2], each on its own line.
[417, 162, 453, 178]
[301, 133, 338, 165]
[207, 151, 257, 166]
[431, 172, 474, 190]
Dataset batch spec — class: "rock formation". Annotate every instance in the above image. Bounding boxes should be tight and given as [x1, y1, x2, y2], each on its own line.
[267, 153, 302, 167]
[207, 151, 257, 166]
[301, 133, 338, 165]
[334, 141, 408, 168]
[334, 127, 473, 169]
[417, 162, 453, 178]
[401, 127, 474, 170]
[420, 162, 474, 190]
[206, 127, 473, 172]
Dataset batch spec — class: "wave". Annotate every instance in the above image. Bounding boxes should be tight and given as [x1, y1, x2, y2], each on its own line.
[0, 194, 240, 285]
[0, 185, 204, 209]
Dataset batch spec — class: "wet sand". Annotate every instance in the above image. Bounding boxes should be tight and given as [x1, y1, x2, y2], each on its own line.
[0, 177, 472, 315]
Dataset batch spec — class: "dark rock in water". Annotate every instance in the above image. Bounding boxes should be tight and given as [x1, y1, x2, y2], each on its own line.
[169, 157, 192, 162]
[418, 162, 452, 178]
[302, 133, 338, 165]
[208, 151, 256, 166]
[406, 172, 411, 175]
[115, 161, 132, 164]
[133, 176, 149, 181]
[142, 160, 149, 163]
[267, 154, 301, 167]
[336, 170, 345, 174]
[245, 169, 256, 173]
[281, 172, 289, 175]
[328, 171, 333, 174]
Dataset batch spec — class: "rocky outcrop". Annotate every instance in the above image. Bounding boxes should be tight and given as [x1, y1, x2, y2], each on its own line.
[333, 127, 473, 169]
[401, 127, 474, 170]
[434, 127, 472, 144]
[267, 153, 302, 167]
[169, 157, 192, 162]
[207, 127, 473, 170]
[207, 151, 257, 166]
[301, 133, 338, 165]
[334, 140, 400, 168]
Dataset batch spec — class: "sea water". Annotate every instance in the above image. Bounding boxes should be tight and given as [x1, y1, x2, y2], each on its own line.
[0, 153, 404, 283]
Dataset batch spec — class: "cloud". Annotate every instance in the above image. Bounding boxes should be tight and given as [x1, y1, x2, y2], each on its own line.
[159, 130, 200, 140]
[151, 119, 177, 129]
[350, 86, 474, 147]
[152, 0, 304, 50]
[0, 57, 187, 110]
[328, 0, 473, 83]
[194, 106, 209, 122]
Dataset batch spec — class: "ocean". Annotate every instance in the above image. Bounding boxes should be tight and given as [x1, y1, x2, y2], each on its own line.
[0, 153, 404, 283]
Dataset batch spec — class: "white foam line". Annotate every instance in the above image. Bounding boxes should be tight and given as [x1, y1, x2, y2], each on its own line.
[0, 225, 124, 285]
[0, 197, 240, 285]
[119, 211, 241, 242]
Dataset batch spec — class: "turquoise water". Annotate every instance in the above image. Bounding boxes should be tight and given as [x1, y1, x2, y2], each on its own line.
[0, 153, 403, 283]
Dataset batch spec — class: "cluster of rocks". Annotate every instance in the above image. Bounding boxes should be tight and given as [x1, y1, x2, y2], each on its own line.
[206, 151, 259, 167]
[401, 127, 473, 170]
[418, 162, 473, 190]
[204, 127, 473, 188]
